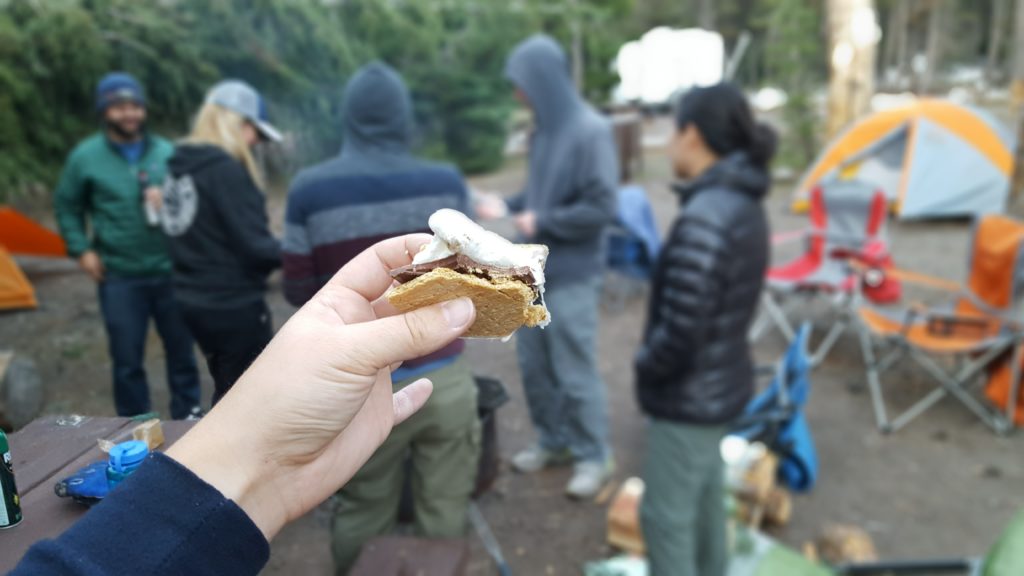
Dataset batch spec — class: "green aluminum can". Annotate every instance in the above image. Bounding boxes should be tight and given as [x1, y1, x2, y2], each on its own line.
[0, 429, 22, 528]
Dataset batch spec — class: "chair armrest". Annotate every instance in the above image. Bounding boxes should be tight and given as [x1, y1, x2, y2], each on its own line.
[924, 312, 997, 338]
[848, 260, 961, 292]
[771, 229, 810, 246]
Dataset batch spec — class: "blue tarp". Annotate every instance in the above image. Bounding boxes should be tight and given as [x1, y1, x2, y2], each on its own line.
[607, 184, 661, 278]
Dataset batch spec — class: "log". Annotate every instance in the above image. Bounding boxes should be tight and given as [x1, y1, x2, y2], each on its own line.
[817, 524, 879, 564]
[607, 477, 645, 555]
[765, 486, 793, 526]
[740, 451, 779, 504]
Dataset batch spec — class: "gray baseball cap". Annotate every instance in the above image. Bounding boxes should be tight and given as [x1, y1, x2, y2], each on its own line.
[205, 80, 282, 142]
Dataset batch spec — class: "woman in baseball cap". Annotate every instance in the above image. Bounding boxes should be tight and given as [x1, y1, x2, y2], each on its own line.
[160, 80, 283, 408]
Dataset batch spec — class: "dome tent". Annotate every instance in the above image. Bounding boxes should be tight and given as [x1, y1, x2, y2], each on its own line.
[792, 99, 1014, 220]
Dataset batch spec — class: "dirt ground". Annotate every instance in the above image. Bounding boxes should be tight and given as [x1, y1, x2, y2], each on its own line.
[3, 129, 1023, 574]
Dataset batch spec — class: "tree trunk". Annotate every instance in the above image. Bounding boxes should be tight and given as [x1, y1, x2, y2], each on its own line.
[569, 0, 584, 92]
[826, 0, 879, 138]
[882, 0, 910, 89]
[987, 0, 1011, 84]
[894, 0, 911, 88]
[920, 0, 944, 93]
[697, 0, 715, 30]
[1008, 0, 1024, 216]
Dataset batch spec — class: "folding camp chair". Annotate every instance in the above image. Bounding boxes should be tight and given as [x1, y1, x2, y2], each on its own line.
[604, 184, 660, 310]
[855, 215, 1024, 434]
[733, 323, 818, 492]
[750, 179, 900, 366]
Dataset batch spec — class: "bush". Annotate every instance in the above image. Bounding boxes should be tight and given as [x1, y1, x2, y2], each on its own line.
[0, 0, 633, 203]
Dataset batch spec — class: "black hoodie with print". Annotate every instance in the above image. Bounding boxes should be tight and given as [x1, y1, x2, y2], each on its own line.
[162, 144, 281, 308]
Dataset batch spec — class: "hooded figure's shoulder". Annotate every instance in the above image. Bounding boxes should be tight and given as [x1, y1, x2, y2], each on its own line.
[577, 105, 614, 138]
[167, 143, 239, 180]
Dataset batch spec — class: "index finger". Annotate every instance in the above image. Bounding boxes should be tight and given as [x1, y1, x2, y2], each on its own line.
[325, 234, 433, 303]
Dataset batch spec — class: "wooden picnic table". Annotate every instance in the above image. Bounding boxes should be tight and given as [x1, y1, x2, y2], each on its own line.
[0, 415, 194, 572]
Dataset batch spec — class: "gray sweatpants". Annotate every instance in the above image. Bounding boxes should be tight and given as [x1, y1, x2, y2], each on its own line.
[640, 419, 728, 576]
[515, 278, 609, 463]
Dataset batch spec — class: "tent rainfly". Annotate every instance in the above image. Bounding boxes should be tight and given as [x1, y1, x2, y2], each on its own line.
[0, 206, 66, 311]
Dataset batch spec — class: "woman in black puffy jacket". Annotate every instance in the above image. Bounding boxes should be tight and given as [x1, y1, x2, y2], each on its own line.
[635, 83, 775, 576]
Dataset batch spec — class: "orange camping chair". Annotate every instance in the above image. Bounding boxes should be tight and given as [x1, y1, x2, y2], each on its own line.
[750, 179, 901, 366]
[855, 215, 1024, 434]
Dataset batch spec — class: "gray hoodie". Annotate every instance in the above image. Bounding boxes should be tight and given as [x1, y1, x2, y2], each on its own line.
[505, 34, 618, 288]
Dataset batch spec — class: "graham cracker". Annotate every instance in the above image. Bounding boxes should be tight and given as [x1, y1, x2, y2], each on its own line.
[386, 268, 548, 338]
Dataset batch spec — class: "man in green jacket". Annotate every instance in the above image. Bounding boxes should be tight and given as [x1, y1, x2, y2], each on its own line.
[54, 72, 201, 419]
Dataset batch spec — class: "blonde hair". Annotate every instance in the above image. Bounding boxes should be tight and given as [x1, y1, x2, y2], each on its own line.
[186, 102, 264, 189]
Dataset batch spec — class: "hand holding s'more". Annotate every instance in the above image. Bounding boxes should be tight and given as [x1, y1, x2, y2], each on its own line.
[386, 209, 550, 339]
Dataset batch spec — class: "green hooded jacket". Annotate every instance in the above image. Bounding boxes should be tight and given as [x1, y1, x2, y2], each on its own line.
[54, 132, 174, 276]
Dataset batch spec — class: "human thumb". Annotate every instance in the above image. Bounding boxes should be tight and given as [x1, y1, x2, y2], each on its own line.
[342, 297, 476, 374]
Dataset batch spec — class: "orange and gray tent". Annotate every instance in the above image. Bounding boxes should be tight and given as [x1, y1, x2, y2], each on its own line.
[792, 99, 1015, 220]
[0, 206, 66, 311]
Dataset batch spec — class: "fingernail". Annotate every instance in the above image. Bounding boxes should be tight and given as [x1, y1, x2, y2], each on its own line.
[442, 297, 474, 329]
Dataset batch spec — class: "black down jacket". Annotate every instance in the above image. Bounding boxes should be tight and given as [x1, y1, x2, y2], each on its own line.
[635, 152, 769, 425]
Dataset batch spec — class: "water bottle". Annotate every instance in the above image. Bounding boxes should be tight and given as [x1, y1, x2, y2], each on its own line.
[106, 440, 149, 487]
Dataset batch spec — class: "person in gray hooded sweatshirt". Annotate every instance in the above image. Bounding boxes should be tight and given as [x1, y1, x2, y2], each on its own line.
[282, 62, 478, 574]
[485, 34, 617, 498]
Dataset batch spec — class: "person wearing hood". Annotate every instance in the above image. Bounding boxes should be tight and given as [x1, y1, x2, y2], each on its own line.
[481, 34, 617, 499]
[282, 62, 477, 574]
[54, 72, 201, 420]
[634, 83, 775, 576]
[161, 80, 282, 408]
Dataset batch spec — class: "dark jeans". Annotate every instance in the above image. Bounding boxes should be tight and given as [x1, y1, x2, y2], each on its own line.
[180, 300, 274, 406]
[97, 275, 201, 419]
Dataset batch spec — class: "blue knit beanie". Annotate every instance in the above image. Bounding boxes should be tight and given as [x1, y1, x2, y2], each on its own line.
[95, 72, 145, 113]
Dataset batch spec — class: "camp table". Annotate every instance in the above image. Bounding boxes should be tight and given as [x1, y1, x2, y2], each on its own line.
[0, 415, 194, 572]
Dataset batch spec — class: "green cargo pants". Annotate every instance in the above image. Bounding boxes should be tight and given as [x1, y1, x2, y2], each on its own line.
[331, 358, 481, 575]
[640, 418, 728, 576]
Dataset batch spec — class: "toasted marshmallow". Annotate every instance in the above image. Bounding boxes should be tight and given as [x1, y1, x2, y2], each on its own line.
[415, 209, 548, 289]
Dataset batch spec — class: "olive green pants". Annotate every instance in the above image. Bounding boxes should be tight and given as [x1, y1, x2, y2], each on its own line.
[640, 419, 728, 576]
[331, 358, 480, 575]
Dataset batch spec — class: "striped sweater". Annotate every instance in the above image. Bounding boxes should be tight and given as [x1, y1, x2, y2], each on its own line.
[282, 157, 470, 378]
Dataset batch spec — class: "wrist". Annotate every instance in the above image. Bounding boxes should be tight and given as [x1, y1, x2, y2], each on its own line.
[165, 414, 288, 540]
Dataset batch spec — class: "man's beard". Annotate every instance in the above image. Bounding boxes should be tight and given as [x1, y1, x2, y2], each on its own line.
[105, 119, 144, 141]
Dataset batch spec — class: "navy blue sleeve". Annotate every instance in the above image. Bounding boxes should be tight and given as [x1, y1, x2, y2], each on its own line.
[11, 453, 269, 576]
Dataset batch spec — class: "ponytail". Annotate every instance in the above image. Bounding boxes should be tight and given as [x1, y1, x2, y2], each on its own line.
[747, 122, 778, 167]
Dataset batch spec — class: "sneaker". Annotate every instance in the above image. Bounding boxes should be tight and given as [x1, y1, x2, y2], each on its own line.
[185, 406, 205, 421]
[510, 445, 572, 473]
[565, 459, 614, 499]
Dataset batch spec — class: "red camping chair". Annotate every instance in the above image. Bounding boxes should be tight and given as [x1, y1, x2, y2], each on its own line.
[750, 179, 901, 366]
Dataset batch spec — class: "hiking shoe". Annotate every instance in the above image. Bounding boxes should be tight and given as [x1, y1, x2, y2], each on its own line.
[565, 459, 614, 499]
[511, 445, 572, 473]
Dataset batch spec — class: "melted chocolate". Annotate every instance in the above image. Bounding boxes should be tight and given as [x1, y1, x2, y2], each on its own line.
[390, 253, 536, 287]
